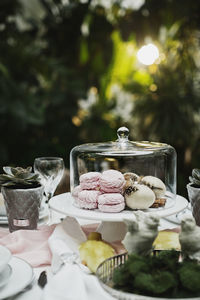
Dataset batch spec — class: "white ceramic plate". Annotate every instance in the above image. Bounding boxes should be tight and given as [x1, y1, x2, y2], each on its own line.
[0, 264, 12, 288]
[49, 192, 188, 222]
[0, 245, 11, 273]
[0, 204, 49, 225]
[0, 257, 33, 300]
[164, 207, 193, 225]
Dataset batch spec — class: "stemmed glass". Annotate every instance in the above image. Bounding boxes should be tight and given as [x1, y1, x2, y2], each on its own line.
[34, 157, 65, 203]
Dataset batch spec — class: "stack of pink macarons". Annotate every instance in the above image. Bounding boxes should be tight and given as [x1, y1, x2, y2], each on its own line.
[72, 169, 126, 213]
[72, 172, 101, 210]
[98, 170, 125, 212]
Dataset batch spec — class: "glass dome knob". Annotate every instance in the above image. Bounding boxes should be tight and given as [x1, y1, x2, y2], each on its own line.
[117, 127, 129, 142]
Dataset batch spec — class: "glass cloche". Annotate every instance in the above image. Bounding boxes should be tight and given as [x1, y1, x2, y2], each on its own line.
[70, 127, 176, 201]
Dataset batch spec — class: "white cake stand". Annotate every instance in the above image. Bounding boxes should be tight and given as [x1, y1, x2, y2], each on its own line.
[49, 193, 188, 242]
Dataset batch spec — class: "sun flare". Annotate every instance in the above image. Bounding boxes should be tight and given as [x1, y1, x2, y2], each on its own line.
[137, 43, 159, 65]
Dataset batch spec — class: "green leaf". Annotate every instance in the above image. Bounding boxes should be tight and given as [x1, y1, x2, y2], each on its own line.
[192, 169, 200, 181]
[17, 173, 34, 180]
[25, 167, 32, 173]
[2, 167, 13, 176]
[189, 176, 200, 186]
[10, 167, 21, 176]
[0, 165, 40, 188]
[0, 174, 14, 181]
[1, 182, 16, 187]
[29, 174, 40, 180]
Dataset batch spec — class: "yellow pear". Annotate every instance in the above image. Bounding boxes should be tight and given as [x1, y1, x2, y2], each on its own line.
[79, 240, 115, 273]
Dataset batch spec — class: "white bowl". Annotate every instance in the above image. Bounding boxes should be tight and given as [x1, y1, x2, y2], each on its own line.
[0, 245, 11, 273]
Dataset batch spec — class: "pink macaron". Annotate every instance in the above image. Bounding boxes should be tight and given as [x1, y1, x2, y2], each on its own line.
[72, 185, 82, 200]
[80, 172, 101, 190]
[100, 170, 125, 193]
[72, 185, 82, 206]
[76, 190, 100, 209]
[98, 193, 125, 213]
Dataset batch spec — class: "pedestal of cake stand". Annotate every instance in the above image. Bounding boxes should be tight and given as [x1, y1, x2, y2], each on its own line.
[96, 221, 127, 242]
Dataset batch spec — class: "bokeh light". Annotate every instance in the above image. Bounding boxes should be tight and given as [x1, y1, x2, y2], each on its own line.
[137, 43, 159, 65]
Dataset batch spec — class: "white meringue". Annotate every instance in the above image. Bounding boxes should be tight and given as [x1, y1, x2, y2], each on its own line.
[124, 184, 155, 209]
[140, 176, 166, 198]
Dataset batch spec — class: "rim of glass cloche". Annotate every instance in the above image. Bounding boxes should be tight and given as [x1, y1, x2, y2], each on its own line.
[71, 127, 173, 155]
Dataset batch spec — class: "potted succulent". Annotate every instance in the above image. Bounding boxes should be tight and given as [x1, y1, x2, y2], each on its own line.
[0, 166, 44, 232]
[187, 168, 200, 226]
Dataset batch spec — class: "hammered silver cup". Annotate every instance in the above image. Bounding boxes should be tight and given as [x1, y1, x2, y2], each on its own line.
[2, 185, 44, 232]
[187, 183, 200, 226]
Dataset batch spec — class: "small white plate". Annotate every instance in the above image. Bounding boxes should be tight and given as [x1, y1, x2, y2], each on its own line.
[0, 264, 12, 288]
[0, 245, 11, 273]
[49, 192, 189, 222]
[164, 207, 193, 225]
[0, 257, 33, 299]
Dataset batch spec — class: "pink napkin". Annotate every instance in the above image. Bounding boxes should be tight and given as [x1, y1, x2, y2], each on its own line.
[0, 221, 180, 269]
[0, 225, 56, 267]
[0, 223, 126, 268]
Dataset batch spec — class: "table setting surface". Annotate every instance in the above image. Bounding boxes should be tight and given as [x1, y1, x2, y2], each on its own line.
[0, 191, 191, 300]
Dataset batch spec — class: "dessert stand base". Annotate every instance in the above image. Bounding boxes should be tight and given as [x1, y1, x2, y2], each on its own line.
[49, 193, 188, 221]
[49, 193, 188, 242]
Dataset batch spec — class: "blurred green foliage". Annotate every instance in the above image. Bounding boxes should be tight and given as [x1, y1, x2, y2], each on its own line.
[0, 0, 200, 196]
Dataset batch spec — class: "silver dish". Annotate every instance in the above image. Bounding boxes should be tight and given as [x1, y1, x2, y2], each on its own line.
[96, 253, 200, 300]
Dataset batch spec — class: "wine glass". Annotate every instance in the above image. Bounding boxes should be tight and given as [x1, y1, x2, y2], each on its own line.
[34, 157, 65, 203]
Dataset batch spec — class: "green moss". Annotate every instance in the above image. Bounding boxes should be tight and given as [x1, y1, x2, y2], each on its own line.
[179, 262, 200, 292]
[134, 271, 176, 294]
[113, 250, 200, 298]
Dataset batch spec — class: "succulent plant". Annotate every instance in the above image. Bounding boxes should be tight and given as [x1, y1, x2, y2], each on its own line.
[189, 169, 200, 187]
[0, 166, 40, 189]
